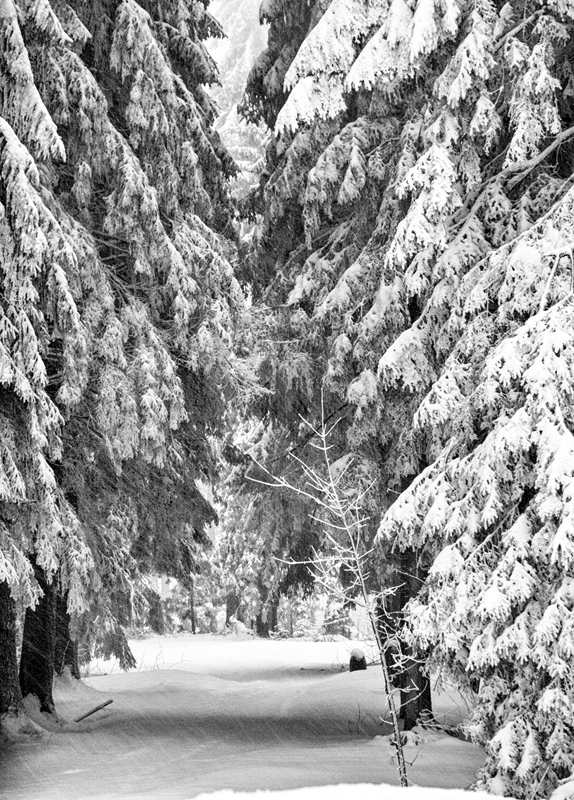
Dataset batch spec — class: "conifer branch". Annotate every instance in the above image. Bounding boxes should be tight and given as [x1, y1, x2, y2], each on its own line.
[493, 9, 544, 55]
[506, 125, 574, 191]
[451, 125, 574, 235]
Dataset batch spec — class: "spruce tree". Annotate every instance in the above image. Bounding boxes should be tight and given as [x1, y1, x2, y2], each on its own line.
[0, 0, 248, 726]
[0, 0, 93, 721]
[242, 0, 430, 724]
[242, 0, 574, 786]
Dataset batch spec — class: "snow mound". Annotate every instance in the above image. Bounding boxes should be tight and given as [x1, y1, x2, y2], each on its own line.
[551, 782, 574, 800]
[193, 784, 502, 800]
[0, 711, 47, 745]
[22, 668, 114, 734]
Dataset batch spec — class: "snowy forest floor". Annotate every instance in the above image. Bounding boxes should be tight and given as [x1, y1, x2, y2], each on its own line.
[1, 635, 485, 800]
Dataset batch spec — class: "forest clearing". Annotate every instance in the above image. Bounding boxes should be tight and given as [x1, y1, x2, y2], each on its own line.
[2, 635, 484, 800]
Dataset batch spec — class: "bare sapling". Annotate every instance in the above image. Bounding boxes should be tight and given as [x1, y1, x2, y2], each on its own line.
[250, 403, 409, 787]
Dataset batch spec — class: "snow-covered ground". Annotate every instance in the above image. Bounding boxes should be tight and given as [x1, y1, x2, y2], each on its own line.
[1, 634, 485, 800]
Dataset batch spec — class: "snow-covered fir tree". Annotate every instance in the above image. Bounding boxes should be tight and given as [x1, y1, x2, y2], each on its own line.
[241, 0, 431, 726]
[0, 0, 94, 718]
[0, 0, 252, 725]
[241, 0, 574, 794]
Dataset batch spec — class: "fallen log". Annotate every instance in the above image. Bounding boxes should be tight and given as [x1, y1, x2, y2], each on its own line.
[74, 699, 113, 722]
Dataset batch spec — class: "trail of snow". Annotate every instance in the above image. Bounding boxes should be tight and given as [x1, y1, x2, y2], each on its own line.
[1, 635, 484, 800]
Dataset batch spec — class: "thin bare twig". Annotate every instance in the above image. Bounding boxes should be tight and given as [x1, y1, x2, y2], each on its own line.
[258, 391, 410, 786]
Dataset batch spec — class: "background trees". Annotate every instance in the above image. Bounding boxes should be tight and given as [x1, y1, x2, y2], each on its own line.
[206, 0, 268, 192]
[213, 417, 324, 632]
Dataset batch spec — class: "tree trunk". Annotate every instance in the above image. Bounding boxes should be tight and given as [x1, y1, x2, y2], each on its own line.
[399, 656, 432, 730]
[256, 599, 278, 638]
[0, 581, 24, 716]
[226, 592, 243, 623]
[19, 561, 56, 714]
[189, 578, 196, 634]
[55, 592, 80, 680]
[378, 547, 431, 730]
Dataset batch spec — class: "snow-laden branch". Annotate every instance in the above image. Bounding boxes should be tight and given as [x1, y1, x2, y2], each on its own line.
[506, 124, 574, 190]
[493, 8, 544, 55]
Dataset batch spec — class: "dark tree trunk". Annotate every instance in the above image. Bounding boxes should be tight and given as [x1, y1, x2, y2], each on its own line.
[256, 600, 278, 638]
[19, 560, 56, 714]
[378, 547, 431, 730]
[54, 592, 80, 680]
[0, 581, 24, 716]
[189, 579, 196, 634]
[399, 656, 432, 730]
[226, 592, 243, 623]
